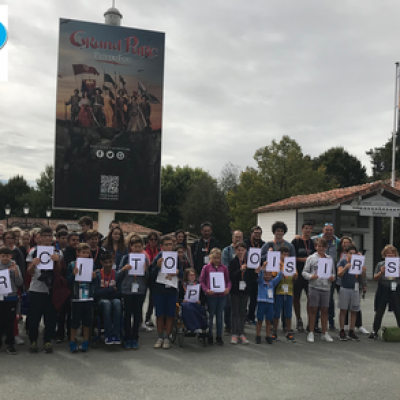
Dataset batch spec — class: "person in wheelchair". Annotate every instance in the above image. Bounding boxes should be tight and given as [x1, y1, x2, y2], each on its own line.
[94, 252, 121, 346]
[179, 269, 208, 339]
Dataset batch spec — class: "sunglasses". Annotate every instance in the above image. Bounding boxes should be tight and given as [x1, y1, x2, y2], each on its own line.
[324, 223, 333, 226]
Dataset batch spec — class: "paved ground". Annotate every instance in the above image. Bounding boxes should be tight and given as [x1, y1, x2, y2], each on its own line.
[1, 282, 400, 400]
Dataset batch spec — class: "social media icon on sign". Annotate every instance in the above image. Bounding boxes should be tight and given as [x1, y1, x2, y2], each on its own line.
[0, 22, 7, 50]
[106, 151, 114, 159]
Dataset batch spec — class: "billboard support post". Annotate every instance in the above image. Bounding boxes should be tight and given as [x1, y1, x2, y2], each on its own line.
[97, 2, 123, 234]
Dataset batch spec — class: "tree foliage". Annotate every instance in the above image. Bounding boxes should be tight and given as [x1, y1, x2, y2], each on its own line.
[227, 136, 337, 234]
[314, 147, 367, 188]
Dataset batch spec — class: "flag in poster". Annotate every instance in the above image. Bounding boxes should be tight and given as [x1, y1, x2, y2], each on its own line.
[54, 18, 165, 213]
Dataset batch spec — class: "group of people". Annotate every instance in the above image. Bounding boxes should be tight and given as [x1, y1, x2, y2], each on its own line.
[0, 217, 399, 356]
[65, 87, 151, 131]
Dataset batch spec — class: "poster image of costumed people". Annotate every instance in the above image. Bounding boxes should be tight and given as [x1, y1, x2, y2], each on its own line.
[54, 18, 165, 213]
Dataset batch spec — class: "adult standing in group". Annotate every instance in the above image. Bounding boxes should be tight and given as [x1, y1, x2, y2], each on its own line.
[222, 230, 244, 333]
[102, 227, 128, 271]
[312, 223, 340, 330]
[261, 221, 295, 260]
[292, 221, 316, 332]
[244, 226, 265, 325]
[144, 232, 161, 327]
[191, 222, 220, 277]
[176, 230, 194, 268]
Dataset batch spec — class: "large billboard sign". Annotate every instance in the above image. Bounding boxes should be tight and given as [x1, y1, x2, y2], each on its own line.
[53, 18, 164, 213]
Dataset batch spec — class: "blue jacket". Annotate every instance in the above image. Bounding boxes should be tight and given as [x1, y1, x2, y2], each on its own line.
[257, 271, 282, 303]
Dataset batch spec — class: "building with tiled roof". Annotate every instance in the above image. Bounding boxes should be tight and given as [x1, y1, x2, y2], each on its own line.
[253, 180, 400, 278]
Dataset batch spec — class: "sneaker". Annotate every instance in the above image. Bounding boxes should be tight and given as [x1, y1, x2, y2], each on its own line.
[240, 335, 249, 345]
[216, 336, 224, 345]
[14, 336, 24, 345]
[230, 335, 238, 345]
[272, 331, 277, 341]
[43, 342, 53, 354]
[132, 340, 139, 349]
[105, 336, 113, 345]
[286, 331, 296, 342]
[368, 332, 378, 340]
[124, 340, 132, 349]
[339, 330, 348, 341]
[140, 324, 153, 332]
[357, 326, 370, 334]
[154, 338, 164, 349]
[314, 327, 322, 334]
[80, 340, 89, 352]
[162, 338, 171, 349]
[321, 332, 334, 342]
[266, 336, 273, 344]
[307, 332, 314, 343]
[6, 345, 17, 355]
[208, 336, 214, 345]
[30, 342, 39, 353]
[348, 330, 360, 342]
[69, 341, 78, 353]
[113, 335, 121, 345]
[255, 335, 261, 344]
[145, 320, 155, 327]
[297, 319, 304, 333]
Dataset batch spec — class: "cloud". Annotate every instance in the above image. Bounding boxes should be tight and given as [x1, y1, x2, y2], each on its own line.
[0, 0, 398, 185]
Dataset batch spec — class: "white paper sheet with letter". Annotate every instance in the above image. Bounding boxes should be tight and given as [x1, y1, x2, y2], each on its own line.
[283, 257, 296, 277]
[129, 253, 146, 276]
[75, 258, 93, 282]
[266, 251, 281, 272]
[184, 284, 200, 303]
[156, 272, 178, 288]
[37, 246, 54, 270]
[247, 248, 261, 269]
[210, 272, 225, 293]
[385, 257, 400, 278]
[161, 251, 178, 274]
[0, 269, 12, 296]
[317, 258, 333, 279]
[349, 255, 365, 276]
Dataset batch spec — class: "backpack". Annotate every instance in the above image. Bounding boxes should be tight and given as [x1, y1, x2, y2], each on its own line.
[382, 326, 400, 341]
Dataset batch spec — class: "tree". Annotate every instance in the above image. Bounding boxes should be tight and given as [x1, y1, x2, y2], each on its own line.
[181, 176, 231, 246]
[227, 136, 337, 234]
[2, 176, 31, 217]
[219, 162, 240, 195]
[366, 137, 399, 181]
[313, 147, 368, 187]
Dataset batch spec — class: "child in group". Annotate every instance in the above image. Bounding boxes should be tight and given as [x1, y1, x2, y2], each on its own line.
[180, 268, 208, 340]
[368, 245, 400, 340]
[175, 245, 190, 271]
[86, 230, 105, 271]
[67, 243, 97, 353]
[27, 227, 63, 354]
[272, 246, 298, 342]
[56, 231, 68, 252]
[228, 242, 252, 345]
[255, 261, 282, 344]
[94, 252, 121, 345]
[302, 237, 335, 343]
[337, 245, 367, 341]
[118, 236, 149, 349]
[0, 246, 23, 355]
[200, 248, 231, 345]
[150, 235, 183, 349]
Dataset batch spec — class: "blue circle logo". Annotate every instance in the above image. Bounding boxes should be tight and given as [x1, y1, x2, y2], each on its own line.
[0, 22, 7, 50]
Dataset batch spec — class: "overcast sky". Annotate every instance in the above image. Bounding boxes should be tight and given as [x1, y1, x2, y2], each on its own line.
[1, 0, 398, 184]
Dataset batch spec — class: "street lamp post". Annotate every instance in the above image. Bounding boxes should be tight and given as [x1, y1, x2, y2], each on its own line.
[4, 204, 11, 229]
[23, 203, 29, 229]
[46, 207, 52, 226]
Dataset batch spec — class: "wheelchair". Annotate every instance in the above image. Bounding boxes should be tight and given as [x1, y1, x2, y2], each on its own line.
[170, 302, 208, 348]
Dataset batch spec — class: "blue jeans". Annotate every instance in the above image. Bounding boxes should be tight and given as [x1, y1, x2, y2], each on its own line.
[98, 299, 121, 337]
[206, 296, 227, 338]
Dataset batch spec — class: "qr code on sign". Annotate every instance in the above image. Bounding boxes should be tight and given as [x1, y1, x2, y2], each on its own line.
[100, 175, 119, 200]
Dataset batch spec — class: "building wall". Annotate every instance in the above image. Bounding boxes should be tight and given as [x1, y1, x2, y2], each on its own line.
[257, 210, 297, 242]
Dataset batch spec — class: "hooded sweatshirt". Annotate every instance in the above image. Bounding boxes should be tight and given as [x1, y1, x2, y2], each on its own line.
[302, 253, 335, 291]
